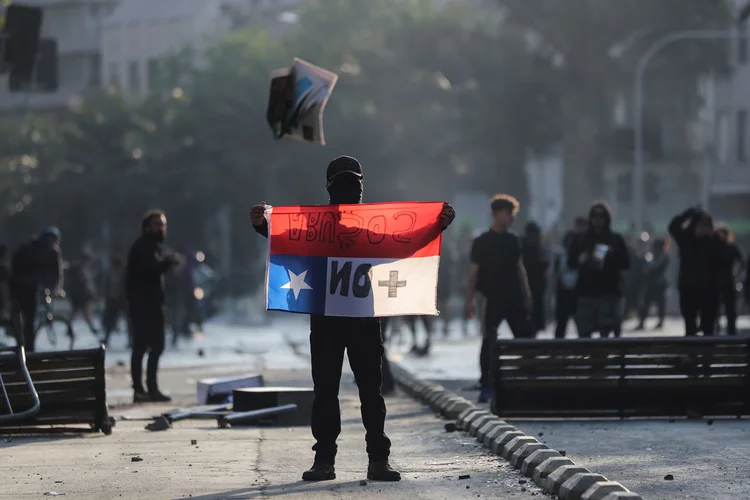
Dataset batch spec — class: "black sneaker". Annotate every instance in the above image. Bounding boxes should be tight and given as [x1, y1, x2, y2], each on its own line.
[301, 461, 336, 481]
[148, 391, 172, 403]
[133, 391, 149, 404]
[367, 460, 401, 481]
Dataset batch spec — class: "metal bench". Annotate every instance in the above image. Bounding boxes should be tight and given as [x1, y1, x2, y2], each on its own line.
[493, 336, 750, 418]
[0, 346, 113, 434]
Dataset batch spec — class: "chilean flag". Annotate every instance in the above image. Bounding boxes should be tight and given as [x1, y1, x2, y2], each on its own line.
[264, 202, 444, 317]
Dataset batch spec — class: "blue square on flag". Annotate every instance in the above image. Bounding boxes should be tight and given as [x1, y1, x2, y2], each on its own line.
[267, 254, 326, 315]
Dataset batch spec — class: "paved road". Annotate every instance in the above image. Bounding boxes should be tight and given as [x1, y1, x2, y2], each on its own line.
[3, 351, 542, 499]
[394, 315, 750, 500]
[10, 310, 750, 499]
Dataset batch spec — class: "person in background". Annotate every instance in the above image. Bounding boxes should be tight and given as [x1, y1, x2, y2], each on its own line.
[554, 230, 579, 339]
[10, 227, 64, 352]
[465, 194, 532, 403]
[636, 238, 670, 330]
[522, 221, 549, 336]
[127, 210, 180, 403]
[67, 250, 100, 337]
[102, 253, 127, 346]
[623, 235, 645, 320]
[567, 202, 630, 338]
[715, 224, 746, 335]
[668, 206, 724, 336]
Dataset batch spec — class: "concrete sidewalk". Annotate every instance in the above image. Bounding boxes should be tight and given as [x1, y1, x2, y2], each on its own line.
[2, 367, 543, 499]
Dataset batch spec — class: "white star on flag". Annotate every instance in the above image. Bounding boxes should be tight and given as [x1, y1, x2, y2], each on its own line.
[280, 269, 313, 300]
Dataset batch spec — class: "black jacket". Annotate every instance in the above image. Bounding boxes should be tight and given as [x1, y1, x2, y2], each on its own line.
[126, 234, 174, 307]
[668, 208, 725, 290]
[567, 203, 630, 297]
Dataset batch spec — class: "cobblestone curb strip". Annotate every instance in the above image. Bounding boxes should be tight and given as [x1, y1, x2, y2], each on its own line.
[389, 362, 645, 500]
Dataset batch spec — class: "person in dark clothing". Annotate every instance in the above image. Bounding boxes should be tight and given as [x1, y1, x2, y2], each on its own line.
[567, 202, 630, 338]
[250, 155, 456, 482]
[668, 206, 725, 336]
[9, 227, 64, 351]
[715, 225, 745, 335]
[554, 231, 578, 338]
[636, 238, 670, 330]
[102, 253, 127, 346]
[67, 250, 100, 336]
[127, 211, 180, 403]
[623, 236, 645, 320]
[522, 222, 549, 335]
[465, 194, 533, 403]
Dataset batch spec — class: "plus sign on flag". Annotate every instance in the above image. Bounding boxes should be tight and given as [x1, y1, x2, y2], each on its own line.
[264, 202, 444, 317]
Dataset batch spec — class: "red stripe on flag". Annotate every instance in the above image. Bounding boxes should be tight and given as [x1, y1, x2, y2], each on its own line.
[268, 202, 444, 258]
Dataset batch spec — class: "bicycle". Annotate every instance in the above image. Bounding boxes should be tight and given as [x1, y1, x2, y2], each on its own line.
[35, 289, 75, 350]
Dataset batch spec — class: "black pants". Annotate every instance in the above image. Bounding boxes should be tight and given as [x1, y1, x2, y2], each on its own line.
[309, 315, 391, 463]
[679, 286, 719, 337]
[554, 290, 576, 339]
[11, 287, 37, 352]
[530, 288, 546, 334]
[639, 284, 666, 326]
[129, 303, 166, 393]
[719, 283, 738, 335]
[477, 295, 530, 388]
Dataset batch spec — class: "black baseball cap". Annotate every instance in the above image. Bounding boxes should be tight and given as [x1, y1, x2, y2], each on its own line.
[326, 155, 363, 183]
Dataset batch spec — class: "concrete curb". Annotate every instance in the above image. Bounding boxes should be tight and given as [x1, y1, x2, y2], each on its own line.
[390, 360, 644, 500]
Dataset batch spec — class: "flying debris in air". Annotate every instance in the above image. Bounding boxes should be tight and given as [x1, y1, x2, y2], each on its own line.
[266, 58, 339, 146]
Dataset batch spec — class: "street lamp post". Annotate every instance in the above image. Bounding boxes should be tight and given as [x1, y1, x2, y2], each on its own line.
[633, 29, 750, 234]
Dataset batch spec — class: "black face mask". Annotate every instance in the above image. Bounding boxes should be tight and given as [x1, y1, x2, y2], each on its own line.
[327, 175, 363, 204]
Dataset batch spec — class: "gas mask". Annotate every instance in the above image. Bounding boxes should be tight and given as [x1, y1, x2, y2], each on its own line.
[327, 174, 363, 204]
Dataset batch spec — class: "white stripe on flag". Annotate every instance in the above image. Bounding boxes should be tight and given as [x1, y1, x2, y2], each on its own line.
[324, 256, 439, 317]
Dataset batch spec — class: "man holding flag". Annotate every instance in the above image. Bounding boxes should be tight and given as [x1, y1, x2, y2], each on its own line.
[250, 155, 455, 482]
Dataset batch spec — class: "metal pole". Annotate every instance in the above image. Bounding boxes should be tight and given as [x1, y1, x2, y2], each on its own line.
[632, 29, 750, 235]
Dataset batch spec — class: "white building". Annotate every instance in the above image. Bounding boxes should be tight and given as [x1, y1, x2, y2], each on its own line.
[0, 0, 117, 111]
[707, 23, 750, 220]
[101, 0, 309, 100]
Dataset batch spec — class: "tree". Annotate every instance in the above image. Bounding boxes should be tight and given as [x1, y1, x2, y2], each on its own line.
[496, 0, 734, 222]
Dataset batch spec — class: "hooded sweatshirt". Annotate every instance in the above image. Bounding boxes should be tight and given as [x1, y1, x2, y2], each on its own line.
[566, 202, 630, 297]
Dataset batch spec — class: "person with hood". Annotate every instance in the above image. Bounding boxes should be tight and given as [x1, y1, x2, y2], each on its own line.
[668, 206, 725, 336]
[250, 156, 456, 482]
[522, 221, 549, 335]
[567, 202, 630, 338]
[636, 238, 670, 330]
[10, 227, 64, 351]
[715, 224, 745, 335]
[127, 211, 181, 403]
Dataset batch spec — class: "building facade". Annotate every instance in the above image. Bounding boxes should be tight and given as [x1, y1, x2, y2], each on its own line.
[0, 0, 116, 111]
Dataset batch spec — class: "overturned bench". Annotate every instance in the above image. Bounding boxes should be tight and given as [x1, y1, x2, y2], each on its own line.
[0, 346, 113, 434]
[493, 336, 750, 418]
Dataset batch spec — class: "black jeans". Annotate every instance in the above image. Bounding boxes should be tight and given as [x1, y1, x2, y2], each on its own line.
[719, 283, 738, 335]
[129, 303, 166, 393]
[477, 294, 531, 388]
[554, 290, 577, 339]
[309, 315, 391, 463]
[10, 287, 37, 352]
[679, 286, 719, 337]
